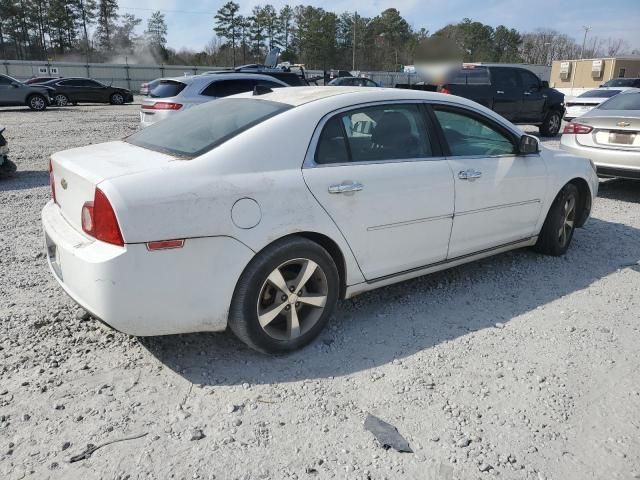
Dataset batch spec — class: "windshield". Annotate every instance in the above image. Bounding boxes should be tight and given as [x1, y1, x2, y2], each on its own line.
[579, 89, 621, 98]
[127, 98, 291, 158]
[597, 92, 640, 111]
[603, 79, 635, 87]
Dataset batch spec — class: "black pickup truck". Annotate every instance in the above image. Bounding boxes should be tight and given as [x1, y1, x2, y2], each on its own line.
[436, 66, 565, 137]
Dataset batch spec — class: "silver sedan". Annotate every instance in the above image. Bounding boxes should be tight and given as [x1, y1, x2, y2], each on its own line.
[561, 89, 640, 180]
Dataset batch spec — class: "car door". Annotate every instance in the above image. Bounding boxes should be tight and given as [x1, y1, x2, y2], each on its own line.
[490, 67, 522, 121]
[431, 105, 546, 259]
[519, 69, 546, 123]
[82, 79, 106, 102]
[0, 75, 21, 105]
[59, 80, 83, 102]
[303, 102, 455, 280]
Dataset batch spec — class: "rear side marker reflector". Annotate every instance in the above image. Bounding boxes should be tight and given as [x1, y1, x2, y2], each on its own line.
[141, 102, 183, 110]
[146, 239, 185, 251]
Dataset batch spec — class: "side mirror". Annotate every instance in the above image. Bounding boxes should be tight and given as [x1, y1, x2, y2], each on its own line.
[541, 80, 549, 89]
[519, 134, 539, 154]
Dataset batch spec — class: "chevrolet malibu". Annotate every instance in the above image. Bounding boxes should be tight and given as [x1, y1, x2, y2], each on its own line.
[42, 87, 598, 353]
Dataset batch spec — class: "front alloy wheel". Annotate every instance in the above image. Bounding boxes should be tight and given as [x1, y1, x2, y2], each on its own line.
[54, 94, 69, 107]
[28, 95, 46, 111]
[229, 237, 339, 354]
[534, 183, 579, 256]
[110, 93, 125, 105]
[558, 194, 576, 249]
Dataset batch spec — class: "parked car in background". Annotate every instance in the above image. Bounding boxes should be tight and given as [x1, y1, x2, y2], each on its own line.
[564, 88, 630, 121]
[561, 89, 640, 180]
[43, 87, 597, 353]
[0, 74, 54, 111]
[34, 77, 133, 106]
[436, 66, 565, 136]
[140, 79, 159, 96]
[327, 77, 381, 87]
[601, 78, 640, 88]
[24, 76, 61, 85]
[140, 73, 289, 127]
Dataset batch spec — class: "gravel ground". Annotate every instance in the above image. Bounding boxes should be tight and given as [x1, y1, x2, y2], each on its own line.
[1, 101, 639, 480]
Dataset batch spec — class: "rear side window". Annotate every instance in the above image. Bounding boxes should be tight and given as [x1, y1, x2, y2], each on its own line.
[202, 79, 256, 98]
[126, 98, 290, 158]
[598, 92, 640, 110]
[315, 104, 432, 164]
[433, 108, 516, 156]
[448, 68, 490, 85]
[150, 80, 187, 98]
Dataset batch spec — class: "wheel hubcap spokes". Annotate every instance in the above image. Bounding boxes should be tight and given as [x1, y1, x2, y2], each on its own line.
[558, 196, 576, 246]
[257, 259, 329, 341]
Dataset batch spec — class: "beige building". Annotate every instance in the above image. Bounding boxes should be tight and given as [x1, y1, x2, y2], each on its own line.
[550, 57, 640, 91]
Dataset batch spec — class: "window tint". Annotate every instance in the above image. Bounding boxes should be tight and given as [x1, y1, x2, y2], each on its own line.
[434, 108, 516, 156]
[579, 89, 621, 98]
[0, 75, 12, 85]
[448, 68, 490, 85]
[149, 80, 187, 98]
[519, 70, 540, 91]
[126, 98, 291, 158]
[84, 79, 103, 88]
[202, 79, 256, 98]
[598, 92, 640, 110]
[315, 104, 432, 164]
[315, 117, 349, 164]
[492, 68, 522, 90]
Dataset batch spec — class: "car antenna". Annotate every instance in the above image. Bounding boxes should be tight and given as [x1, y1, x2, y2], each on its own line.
[253, 84, 273, 96]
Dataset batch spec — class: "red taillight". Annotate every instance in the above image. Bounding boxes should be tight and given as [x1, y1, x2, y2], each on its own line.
[563, 122, 593, 134]
[141, 102, 183, 110]
[81, 188, 124, 246]
[440, 85, 451, 95]
[146, 239, 185, 251]
[49, 159, 57, 204]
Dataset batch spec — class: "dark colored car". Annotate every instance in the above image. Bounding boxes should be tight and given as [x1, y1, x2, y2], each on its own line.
[601, 78, 640, 88]
[35, 77, 134, 106]
[24, 76, 61, 85]
[328, 77, 381, 87]
[437, 66, 565, 136]
[0, 74, 54, 111]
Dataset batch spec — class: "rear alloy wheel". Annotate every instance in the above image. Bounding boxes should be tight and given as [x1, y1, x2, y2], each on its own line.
[540, 110, 561, 137]
[27, 94, 47, 111]
[229, 237, 339, 354]
[110, 93, 125, 105]
[54, 94, 69, 107]
[535, 184, 579, 256]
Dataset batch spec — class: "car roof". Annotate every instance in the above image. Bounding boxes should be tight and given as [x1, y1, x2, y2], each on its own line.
[158, 72, 290, 85]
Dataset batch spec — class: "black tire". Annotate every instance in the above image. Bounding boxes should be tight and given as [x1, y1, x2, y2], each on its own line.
[27, 94, 47, 111]
[534, 183, 580, 256]
[0, 158, 17, 178]
[229, 236, 340, 354]
[54, 94, 69, 107]
[110, 93, 125, 105]
[539, 109, 562, 137]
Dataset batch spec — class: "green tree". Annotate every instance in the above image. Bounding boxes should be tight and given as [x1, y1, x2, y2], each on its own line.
[145, 10, 167, 50]
[113, 12, 140, 53]
[96, 0, 118, 51]
[277, 5, 293, 53]
[214, 1, 240, 66]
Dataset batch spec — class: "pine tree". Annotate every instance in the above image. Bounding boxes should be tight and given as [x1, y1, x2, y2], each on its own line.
[214, 1, 240, 67]
[96, 0, 118, 51]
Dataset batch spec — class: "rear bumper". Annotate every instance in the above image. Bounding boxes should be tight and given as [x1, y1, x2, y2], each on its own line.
[41, 200, 255, 336]
[560, 136, 640, 179]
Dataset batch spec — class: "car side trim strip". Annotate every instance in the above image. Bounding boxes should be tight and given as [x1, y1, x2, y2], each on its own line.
[367, 213, 454, 231]
[456, 199, 541, 217]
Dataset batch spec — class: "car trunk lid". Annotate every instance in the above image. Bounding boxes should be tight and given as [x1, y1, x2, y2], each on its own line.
[51, 141, 175, 232]
[575, 114, 640, 150]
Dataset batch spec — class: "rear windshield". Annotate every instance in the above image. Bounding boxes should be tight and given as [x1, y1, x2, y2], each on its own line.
[579, 89, 621, 98]
[603, 79, 637, 87]
[447, 67, 490, 85]
[126, 98, 291, 158]
[149, 80, 187, 98]
[598, 92, 640, 111]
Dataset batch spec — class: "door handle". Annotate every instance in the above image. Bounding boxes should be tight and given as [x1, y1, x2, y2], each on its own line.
[328, 181, 364, 194]
[496, 90, 505, 95]
[458, 169, 482, 181]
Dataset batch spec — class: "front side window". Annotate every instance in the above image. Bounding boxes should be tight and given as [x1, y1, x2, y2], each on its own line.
[126, 98, 291, 158]
[0, 75, 12, 86]
[519, 70, 540, 91]
[315, 104, 432, 164]
[434, 108, 516, 157]
[492, 68, 522, 90]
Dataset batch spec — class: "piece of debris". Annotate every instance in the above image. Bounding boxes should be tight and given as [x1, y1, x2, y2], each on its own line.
[69, 432, 148, 463]
[364, 414, 413, 453]
[190, 429, 206, 441]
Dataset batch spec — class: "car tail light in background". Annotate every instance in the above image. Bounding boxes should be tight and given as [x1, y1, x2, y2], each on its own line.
[141, 102, 183, 111]
[81, 188, 124, 246]
[439, 85, 451, 95]
[563, 122, 593, 134]
[49, 159, 57, 204]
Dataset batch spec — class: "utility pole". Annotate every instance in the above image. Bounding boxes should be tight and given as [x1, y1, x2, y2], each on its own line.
[352, 11, 357, 71]
[580, 25, 591, 59]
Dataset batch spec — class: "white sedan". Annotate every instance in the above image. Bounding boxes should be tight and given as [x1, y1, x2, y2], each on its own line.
[42, 87, 598, 353]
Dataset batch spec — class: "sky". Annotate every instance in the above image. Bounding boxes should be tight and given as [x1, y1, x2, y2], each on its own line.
[119, 0, 640, 53]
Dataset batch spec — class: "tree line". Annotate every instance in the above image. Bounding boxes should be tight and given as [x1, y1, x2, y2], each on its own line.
[0, 0, 635, 69]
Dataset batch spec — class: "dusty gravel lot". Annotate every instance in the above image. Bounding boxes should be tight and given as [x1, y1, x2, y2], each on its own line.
[1, 101, 639, 480]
